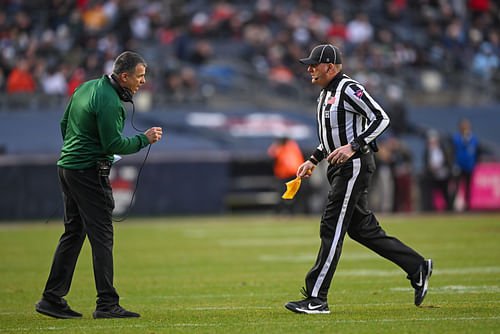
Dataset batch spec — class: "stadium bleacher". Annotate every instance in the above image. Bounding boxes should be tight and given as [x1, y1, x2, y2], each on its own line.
[1, 1, 500, 218]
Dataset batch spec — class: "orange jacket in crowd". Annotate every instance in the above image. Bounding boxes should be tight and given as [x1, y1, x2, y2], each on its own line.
[6, 68, 36, 93]
[268, 139, 304, 180]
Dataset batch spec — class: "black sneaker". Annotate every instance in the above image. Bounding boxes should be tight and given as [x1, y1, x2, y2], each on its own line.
[92, 304, 140, 319]
[35, 299, 82, 319]
[285, 297, 330, 314]
[285, 288, 330, 314]
[410, 259, 433, 306]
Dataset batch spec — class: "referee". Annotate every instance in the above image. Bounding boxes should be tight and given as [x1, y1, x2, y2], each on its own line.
[285, 44, 433, 314]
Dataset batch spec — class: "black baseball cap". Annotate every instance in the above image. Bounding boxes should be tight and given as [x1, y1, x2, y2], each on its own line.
[299, 44, 342, 65]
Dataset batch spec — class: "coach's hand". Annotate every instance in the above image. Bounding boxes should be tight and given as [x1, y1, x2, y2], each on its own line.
[297, 160, 315, 178]
[327, 144, 355, 164]
[145, 127, 163, 144]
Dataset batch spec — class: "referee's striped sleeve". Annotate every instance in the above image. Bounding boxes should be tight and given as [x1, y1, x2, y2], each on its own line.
[344, 83, 390, 145]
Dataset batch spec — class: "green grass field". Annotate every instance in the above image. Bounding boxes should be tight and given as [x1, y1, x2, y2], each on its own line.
[1, 214, 499, 333]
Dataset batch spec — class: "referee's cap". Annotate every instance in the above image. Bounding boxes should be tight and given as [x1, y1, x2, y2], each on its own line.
[299, 44, 342, 65]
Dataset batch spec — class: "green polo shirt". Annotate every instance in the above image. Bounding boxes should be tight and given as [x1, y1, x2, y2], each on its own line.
[57, 75, 149, 169]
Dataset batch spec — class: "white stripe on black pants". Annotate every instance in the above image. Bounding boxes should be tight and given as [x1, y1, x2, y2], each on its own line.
[305, 152, 424, 300]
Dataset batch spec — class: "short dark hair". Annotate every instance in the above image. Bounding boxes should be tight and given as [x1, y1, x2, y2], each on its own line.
[112, 51, 147, 75]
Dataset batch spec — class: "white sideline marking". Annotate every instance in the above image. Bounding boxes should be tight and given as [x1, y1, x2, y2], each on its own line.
[183, 306, 273, 311]
[2, 316, 500, 332]
[220, 238, 317, 247]
[151, 292, 282, 299]
[260, 254, 315, 262]
[391, 285, 500, 294]
[260, 253, 377, 262]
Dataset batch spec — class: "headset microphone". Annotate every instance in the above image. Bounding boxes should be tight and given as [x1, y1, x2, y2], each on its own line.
[313, 67, 329, 81]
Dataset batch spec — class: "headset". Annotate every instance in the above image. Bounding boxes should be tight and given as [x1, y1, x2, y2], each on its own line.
[109, 74, 133, 102]
[106, 73, 152, 222]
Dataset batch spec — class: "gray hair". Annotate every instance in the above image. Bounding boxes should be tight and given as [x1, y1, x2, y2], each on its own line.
[112, 51, 147, 75]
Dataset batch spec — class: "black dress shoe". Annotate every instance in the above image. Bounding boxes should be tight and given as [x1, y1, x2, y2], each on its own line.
[93, 304, 140, 319]
[35, 299, 82, 319]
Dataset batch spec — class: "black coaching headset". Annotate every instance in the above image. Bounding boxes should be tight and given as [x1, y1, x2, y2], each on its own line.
[107, 72, 152, 222]
[109, 73, 133, 102]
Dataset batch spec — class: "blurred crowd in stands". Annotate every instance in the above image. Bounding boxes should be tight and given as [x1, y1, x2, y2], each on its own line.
[1, 0, 499, 213]
[1, 0, 500, 109]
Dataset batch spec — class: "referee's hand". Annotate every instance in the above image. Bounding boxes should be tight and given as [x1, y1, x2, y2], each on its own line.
[327, 144, 355, 164]
[297, 161, 315, 178]
[144, 127, 163, 144]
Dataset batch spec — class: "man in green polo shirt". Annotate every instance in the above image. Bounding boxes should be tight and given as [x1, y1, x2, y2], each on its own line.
[36, 51, 162, 319]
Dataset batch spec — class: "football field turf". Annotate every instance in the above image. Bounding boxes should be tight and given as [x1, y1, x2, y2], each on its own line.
[1, 214, 499, 333]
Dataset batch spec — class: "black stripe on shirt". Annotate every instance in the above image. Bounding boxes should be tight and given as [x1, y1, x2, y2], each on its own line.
[337, 81, 356, 146]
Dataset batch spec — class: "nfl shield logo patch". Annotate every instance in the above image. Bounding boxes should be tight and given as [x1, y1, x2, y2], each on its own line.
[354, 89, 364, 99]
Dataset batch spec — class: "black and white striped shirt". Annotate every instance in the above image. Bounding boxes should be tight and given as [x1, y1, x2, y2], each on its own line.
[314, 72, 390, 157]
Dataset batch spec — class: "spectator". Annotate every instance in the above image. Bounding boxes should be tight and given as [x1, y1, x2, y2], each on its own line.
[209, 0, 236, 38]
[469, 0, 491, 13]
[442, 18, 467, 71]
[346, 13, 374, 45]
[452, 118, 480, 211]
[267, 136, 304, 215]
[163, 66, 201, 104]
[41, 65, 67, 95]
[424, 130, 453, 211]
[188, 39, 214, 65]
[66, 68, 86, 97]
[383, 84, 410, 136]
[326, 10, 347, 41]
[82, 3, 108, 32]
[472, 42, 499, 81]
[370, 139, 395, 213]
[130, 13, 151, 40]
[389, 137, 414, 212]
[6, 58, 35, 93]
[84, 53, 103, 80]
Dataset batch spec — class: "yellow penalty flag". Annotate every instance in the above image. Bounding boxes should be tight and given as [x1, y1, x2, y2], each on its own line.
[282, 177, 302, 199]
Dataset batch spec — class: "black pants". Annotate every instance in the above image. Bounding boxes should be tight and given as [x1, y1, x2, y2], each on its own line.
[432, 177, 453, 211]
[305, 152, 424, 300]
[42, 166, 119, 309]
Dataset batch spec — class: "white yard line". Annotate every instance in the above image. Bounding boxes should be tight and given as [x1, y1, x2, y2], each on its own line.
[2, 316, 500, 332]
[219, 238, 318, 247]
[259, 252, 378, 262]
[391, 285, 500, 293]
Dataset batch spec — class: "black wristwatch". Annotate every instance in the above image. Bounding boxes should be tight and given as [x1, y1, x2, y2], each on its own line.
[350, 140, 369, 154]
